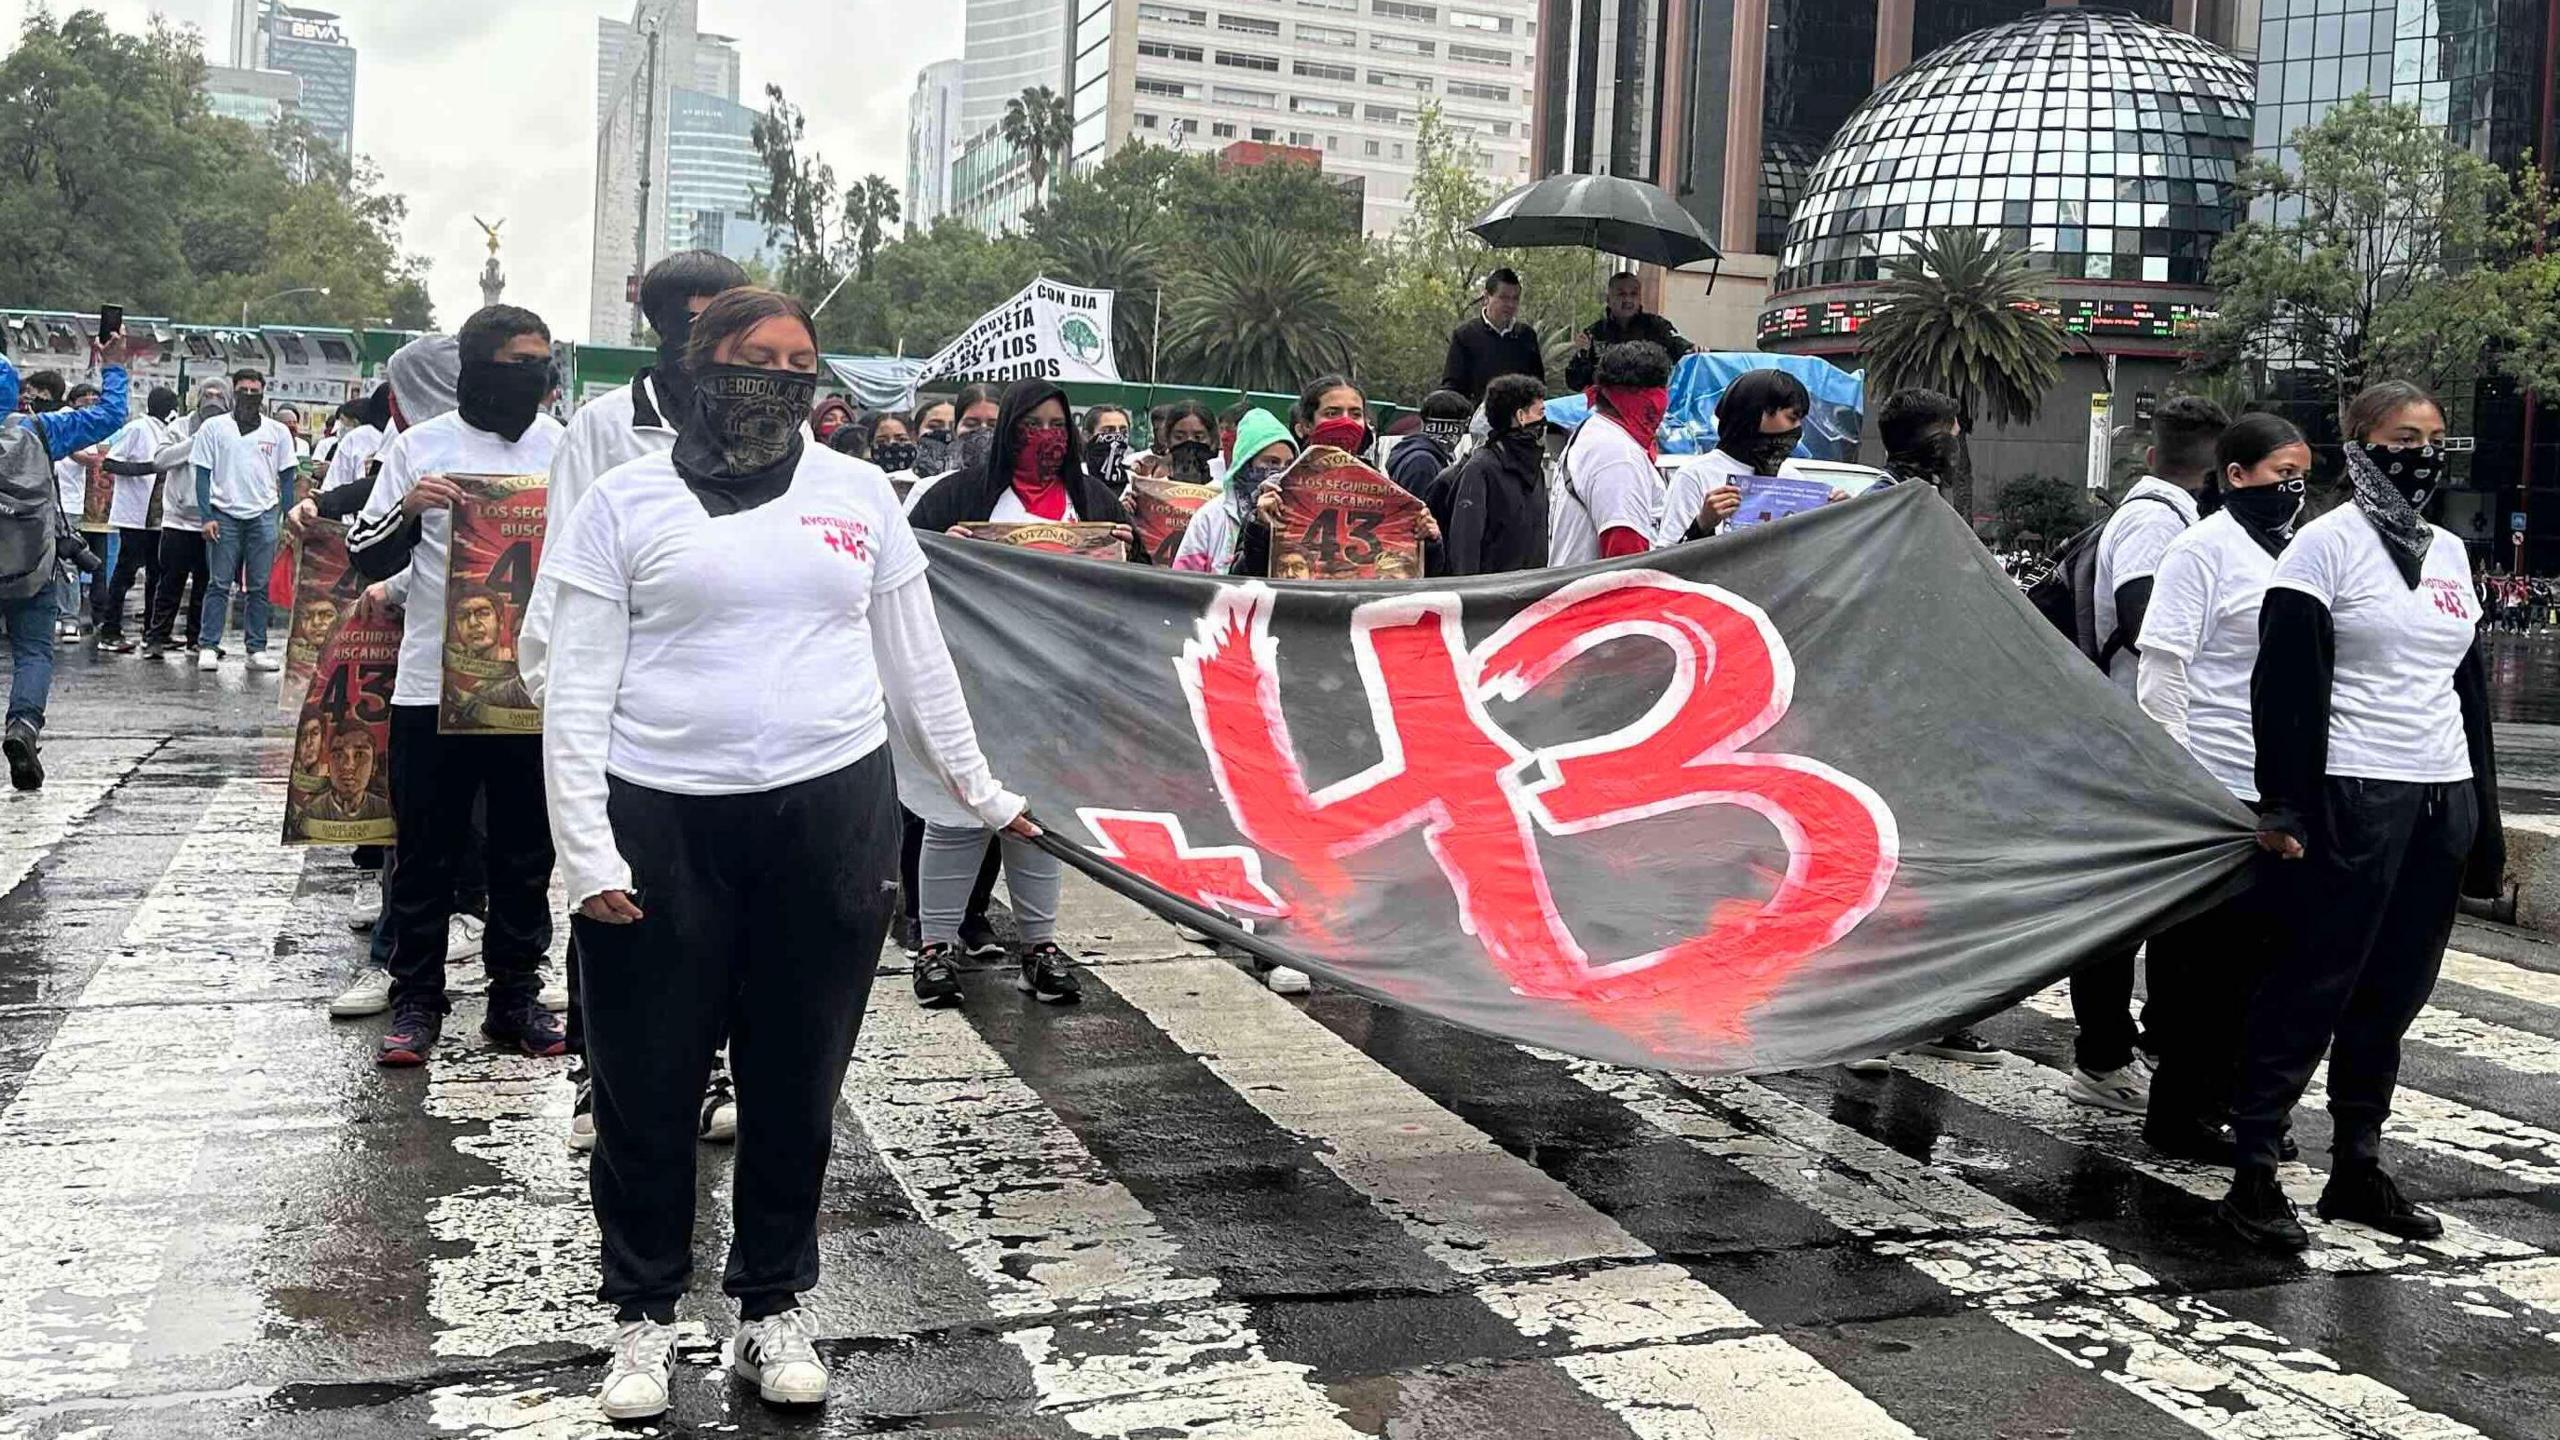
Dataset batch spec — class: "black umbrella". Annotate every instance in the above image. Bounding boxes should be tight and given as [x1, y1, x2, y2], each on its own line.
[1468, 173, 1723, 270]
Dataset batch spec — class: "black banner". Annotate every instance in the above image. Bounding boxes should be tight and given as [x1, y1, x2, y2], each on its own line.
[922, 483, 2258, 1074]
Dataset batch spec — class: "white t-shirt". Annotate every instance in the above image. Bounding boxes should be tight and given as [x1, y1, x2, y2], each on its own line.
[353, 411, 566, 708]
[55, 455, 86, 524]
[987, 487, 1077, 524]
[328, 423, 385, 488]
[2136, 511, 2274, 801]
[104, 415, 168, 529]
[2092, 475, 2201, 694]
[543, 447, 927, 796]
[2268, 507, 2477, 784]
[1653, 448, 1752, 548]
[189, 414, 297, 519]
[1547, 416, 1661, 566]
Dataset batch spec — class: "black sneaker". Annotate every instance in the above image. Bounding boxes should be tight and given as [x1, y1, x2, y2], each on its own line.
[2217, 1167, 2310, 1252]
[2316, 1166, 2442, 1240]
[1016, 943, 1082, 1005]
[912, 942, 964, 1008]
[102, 632, 135, 654]
[895, 912, 923, 958]
[378, 1001, 443, 1067]
[482, 1002, 570, 1058]
[569, 1070, 596, 1152]
[699, 1066, 737, 1143]
[1909, 1028, 2003, 1066]
[2142, 1116, 2236, 1167]
[3, 720, 42, 793]
[958, 914, 1005, 958]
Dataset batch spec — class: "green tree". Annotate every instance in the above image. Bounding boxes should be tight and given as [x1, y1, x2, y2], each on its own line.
[999, 85, 1073, 210]
[1857, 227, 2063, 432]
[1163, 231, 1356, 393]
[2195, 95, 2541, 406]
[749, 83, 841, 298]
[1991, 473, 2091, 552]
[812, 216, 1039, 358]
[1028, 146, 1178, 377]
[842, 174, 901, 280]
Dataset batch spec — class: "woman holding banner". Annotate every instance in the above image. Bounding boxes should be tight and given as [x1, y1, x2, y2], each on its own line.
[543, 287, 1037, 1420]
[1171, 408, 1295, 576]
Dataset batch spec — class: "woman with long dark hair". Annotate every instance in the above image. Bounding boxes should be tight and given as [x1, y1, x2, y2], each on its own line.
[2219, 381, 2505, 1251]
[543, 288, 1036, 1419]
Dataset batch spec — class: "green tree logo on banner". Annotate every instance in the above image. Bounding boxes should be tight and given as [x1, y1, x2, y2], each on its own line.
[1058, 313, 1106, 366]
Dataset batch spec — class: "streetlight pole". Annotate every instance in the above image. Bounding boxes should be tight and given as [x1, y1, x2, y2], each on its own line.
[242, 286, 331, 326]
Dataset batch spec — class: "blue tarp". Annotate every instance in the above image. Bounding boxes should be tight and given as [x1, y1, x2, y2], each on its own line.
[1544, 351, 1868, 462]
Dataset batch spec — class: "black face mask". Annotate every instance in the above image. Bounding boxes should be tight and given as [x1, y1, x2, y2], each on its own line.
[1895, 430, 1971, 488]
[1086, 434, 1125, 477]
[1731, 426, 1802, 476]
[2356, 441, 2445, 509]
[232, 392, 264, 430]
[2222, 478, 2305, 551]
[669, 363, 815, 515]
[914, 432, 953, 476]
[873, 438, 918, 473]
[1167, 439, 1218, 486]
[456, 358, 550, 442]
[951, 427, 995, 479]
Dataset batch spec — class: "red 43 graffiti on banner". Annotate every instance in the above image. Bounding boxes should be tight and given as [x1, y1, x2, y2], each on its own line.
[915, 484, 2262, 1074]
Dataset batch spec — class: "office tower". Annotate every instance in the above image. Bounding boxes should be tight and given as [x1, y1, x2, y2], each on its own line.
[909, 59, 966, 228]
[223, 0, 356, 153]
[592, 0, 753, 342]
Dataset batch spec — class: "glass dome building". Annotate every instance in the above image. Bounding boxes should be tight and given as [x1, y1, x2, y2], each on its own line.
[1758, 7, 2254, 358]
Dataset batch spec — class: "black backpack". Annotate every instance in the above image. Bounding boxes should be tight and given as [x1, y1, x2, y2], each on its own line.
[2023, 491, 2185, 667]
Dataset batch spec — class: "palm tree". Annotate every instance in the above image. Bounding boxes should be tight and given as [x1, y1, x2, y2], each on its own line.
[1163, 232, 1357, 393]
[1859, 227, 2065, 432]
[843, 174, 901, 279]
[1047, 225, 1163, 379]
[1000, 86, 1075, 209]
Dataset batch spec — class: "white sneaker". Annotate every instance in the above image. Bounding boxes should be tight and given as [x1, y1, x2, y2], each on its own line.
[2064, 1062, 2151, 1115]
[699, 1069, 738, 1144]
[597, 1317, 676, 1421]
[1260, 965, 1312, 996]
[345, 889, 380, 932]
[731, 1307, 827, 1407]
[328, 967, 393, 1018]
[195, 648, 220, 672]
[245, 650, 282, 672]
[1841, 1056, 1893, 1074]
[569, 1074, 596, 1152]
[447, 913, 486, 963]
[538, 977, 568, 1013]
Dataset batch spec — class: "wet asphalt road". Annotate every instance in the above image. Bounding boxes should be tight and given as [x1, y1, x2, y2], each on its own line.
[4, 642, 2560, 1439]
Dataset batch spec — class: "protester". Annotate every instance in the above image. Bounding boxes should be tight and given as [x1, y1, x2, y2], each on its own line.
[140, 380, 225, 659]
[864, 411, 919, 481]
[348, 304, 567, 1068]
[1388, 389, 1470, 497]
[953, 383, 1001, 438]
[188, 368, 298, 673]
[1427, 374, 1549, 577]
[291, 383, 396, 535]
[2220, 382, 2505, 1250]
[90, 384, 179, 650]
[1217, 400, 1252, 472]
[0, 339, 126, 791]
[810, 395, 855, 447]
[1564, 272, 1694, 392]
[1654, 369, 1809, 547]
[1874, 387, 1970, 497]
[2134, 413, 2310, 1165]
[1548, 341, 1678, 565]
[1081, 403, 1130, 492]
[1290, 374, 1377, 463]
[911, 399, 957, 477]
[52, 382, 109, 641]
[1172, 407, 1295, 577]
[1439, 267, 1545, 404]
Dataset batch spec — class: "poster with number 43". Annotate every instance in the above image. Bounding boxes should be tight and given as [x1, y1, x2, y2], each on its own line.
[439, 473, 547, 736]
[1268, 446, 1426, 580]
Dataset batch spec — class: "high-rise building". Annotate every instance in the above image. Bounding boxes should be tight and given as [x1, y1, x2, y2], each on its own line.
[963, 0, 1074, 136]
[591, 0, 751, 343]
[225, 0, 356, 154]
[1057, 0, 1542, 236]
[203, 64, 300, 131]
[908, 60, 967, 228]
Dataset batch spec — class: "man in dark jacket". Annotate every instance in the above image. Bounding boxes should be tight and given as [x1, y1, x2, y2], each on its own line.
[1427, 374, 1550, 576]
[1564, 272, 1695, 392]
[1387, 390, 1472, 498]
[1438, 268, 1545, 404]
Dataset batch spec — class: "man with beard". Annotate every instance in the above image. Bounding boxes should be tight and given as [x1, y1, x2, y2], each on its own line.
[516, 250, 748, 1146]
[349, 304, 567, 1068]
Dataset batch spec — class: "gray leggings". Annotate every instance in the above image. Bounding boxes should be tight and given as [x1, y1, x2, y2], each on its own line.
[920, 822, 1059, 946]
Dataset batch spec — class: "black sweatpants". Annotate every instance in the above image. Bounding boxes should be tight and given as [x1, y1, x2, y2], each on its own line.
[383, 705, 553, 1014]
[93, 525, 154, 635]
[2142, 874, 2275, 1133]
[2230, 778, 2476, 1173]
[579, 750, 900, 1322]
[145, 528, 207, 649]
[2070, 945, 2144, 1074]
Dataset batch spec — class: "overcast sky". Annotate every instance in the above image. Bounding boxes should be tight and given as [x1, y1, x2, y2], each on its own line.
[0, 1, 958, 340]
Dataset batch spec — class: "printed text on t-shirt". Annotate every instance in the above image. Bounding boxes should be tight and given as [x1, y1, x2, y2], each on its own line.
[803, 514, 873, 562]
[2425, 577, 2472, 620]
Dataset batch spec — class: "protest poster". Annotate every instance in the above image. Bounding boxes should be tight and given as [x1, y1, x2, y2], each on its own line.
[911, 277, 1120, 390]
[279, 518, 367, 717]
[439, 473, 546, 735]
[78, 456, 112, 529]
[282, 594, 399, 847]
[916, 483, 2259, 1075]
[1129, 478, 1219, 567]
[1267, 446, 1426, 580]
[959, 521, 1129, 561]
[1723, 474, 1837, 530]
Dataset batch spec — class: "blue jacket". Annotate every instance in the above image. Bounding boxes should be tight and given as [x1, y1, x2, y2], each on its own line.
[0, 358, 130, 461]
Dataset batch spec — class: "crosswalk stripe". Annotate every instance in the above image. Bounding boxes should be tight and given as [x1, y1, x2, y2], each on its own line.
[0, 738, 156, 902]
[2441, 949, 2560, 1013]
[1550, 1053, 2496, 1438]
[1102, 958, 1925, 1440]
[0, 780, 304, 1410]
[846, 986, 1363, 1437]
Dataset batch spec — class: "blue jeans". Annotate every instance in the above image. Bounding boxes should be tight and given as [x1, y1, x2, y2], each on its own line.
[3, 589, 58, 731]
[198, 511, 278, 654]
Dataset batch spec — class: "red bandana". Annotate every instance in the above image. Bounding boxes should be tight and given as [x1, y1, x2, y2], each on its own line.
[1590, 385, 1669, 461]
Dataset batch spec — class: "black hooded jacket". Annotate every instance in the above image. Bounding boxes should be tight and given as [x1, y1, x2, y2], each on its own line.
[1428, 423, 1550, 576]
[907, 379, 1129, 532]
